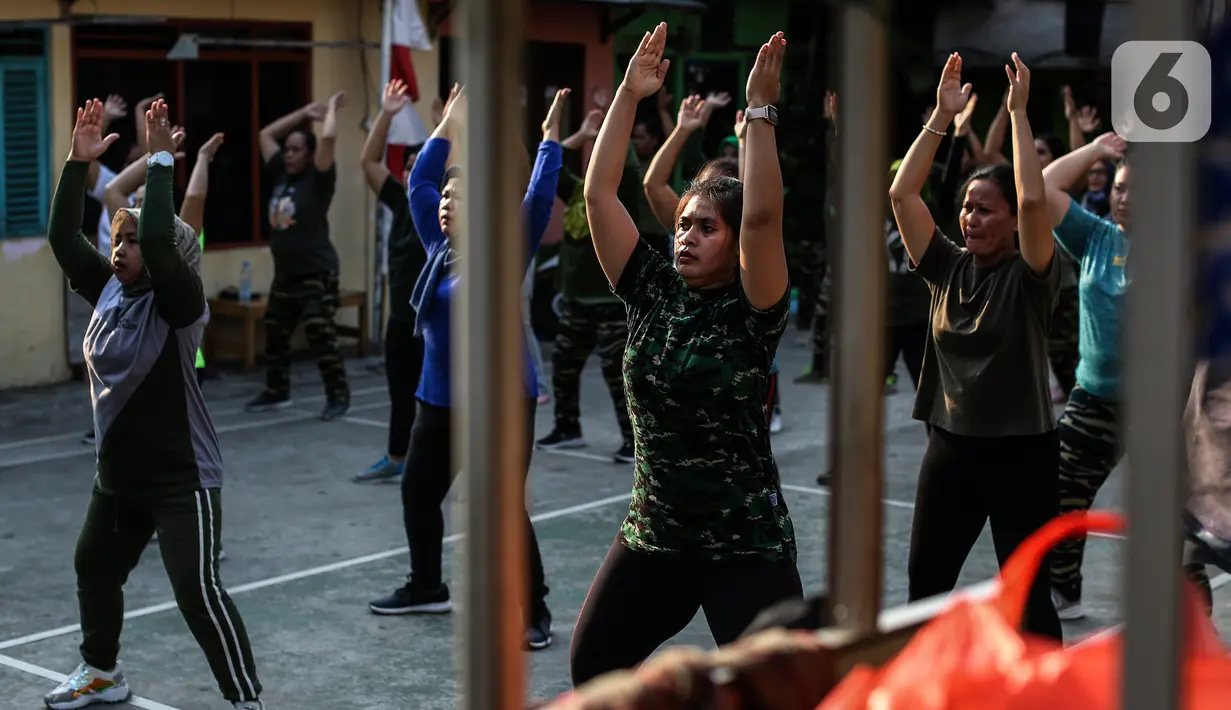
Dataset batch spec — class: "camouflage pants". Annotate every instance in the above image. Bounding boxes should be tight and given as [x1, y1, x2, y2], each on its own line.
[1049, 387, 1121, 600]
[550, 299, 633, 443]
[1049, 286, 1080, 394]
[263, 273, 350, 400]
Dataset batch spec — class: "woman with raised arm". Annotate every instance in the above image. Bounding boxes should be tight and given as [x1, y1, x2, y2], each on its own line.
[570, 27, 800, 685]
[889, 52, 1064, 640]
[367, 85, 563, 652]
[353, 79, 428, 483]
[245, 92, 350, 421]
[43, 99, 265, 710]
[642, 94, 740, 230]
[1037, 131, 1131, 621]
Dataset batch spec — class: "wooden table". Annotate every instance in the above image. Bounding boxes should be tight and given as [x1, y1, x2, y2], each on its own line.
[205, 290, 368, 372]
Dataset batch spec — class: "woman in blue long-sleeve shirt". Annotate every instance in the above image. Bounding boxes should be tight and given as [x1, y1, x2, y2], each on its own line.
[368, 85, 565, 651]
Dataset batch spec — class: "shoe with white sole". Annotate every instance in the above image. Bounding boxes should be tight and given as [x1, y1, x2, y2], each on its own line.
[233, 701, 265, 710]
[1051, 587, 1085, 620]
[44, 662, 131, 709]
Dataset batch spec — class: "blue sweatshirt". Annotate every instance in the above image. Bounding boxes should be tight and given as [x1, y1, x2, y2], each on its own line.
[408, 137, 562, 407]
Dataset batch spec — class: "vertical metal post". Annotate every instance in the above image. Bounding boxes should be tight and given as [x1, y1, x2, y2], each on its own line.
[827, 0, 888, 637]
[1122, 0, 1193, 706]
[454, 0, 528, 707]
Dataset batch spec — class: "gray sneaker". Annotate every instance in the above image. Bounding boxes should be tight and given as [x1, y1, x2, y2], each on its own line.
[233, 702, 265, 710]
[44, 662, 131, 709]
[1051, 587, 1085, 620]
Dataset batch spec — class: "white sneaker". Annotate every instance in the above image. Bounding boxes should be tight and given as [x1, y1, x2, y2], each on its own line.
[1051, 587, 1085, 620]
[769, 411, 783, 434]
[43, 662, 131, 709]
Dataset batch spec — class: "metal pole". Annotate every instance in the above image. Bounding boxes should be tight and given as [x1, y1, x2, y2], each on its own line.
[374, 0, 394, 351]
[455, 0, 528, 707]
[827, 0, 888, 637]
[1122, 0, 1193, 706]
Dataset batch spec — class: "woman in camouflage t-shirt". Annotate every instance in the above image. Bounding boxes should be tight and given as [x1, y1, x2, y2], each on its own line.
[569, 25, 801, 685]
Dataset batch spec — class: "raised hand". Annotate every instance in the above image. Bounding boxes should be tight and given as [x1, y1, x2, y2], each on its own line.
[383, 79, 411, 115]
[136, 93, 163, 113]
[542, 87, 571, 139]
[103, 94, 128, 123]
[747, 31, 786, 107]
[1091, 131, 1127, 160]
[70, 99, 120, 162]
[1004, 52, 1030, 113]
[441, 83, 466, 128]
[953, 93, 978, 136]
[734, 109, 747, 140]
[170, 126, 188, 160]
[329, 90, 347, 109]
[1075, 105, 1100, 133]
[705, 91, 733, 110]
[590, 86, 611, 112]
[198, 132, 226, 162]
[677, 94, 705, 132]
[430, 95, 444, 127]
[620, 22, 670, 100]
[935, 52, 973, 120]
[145, 98, 177, 156]
[579, 108, 604, 140]
[302, 101, 327, 121]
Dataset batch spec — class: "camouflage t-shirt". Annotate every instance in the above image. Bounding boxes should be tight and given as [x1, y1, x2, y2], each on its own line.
[613, 238, 797, 562]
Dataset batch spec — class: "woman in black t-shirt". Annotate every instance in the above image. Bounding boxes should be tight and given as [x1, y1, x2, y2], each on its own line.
[246, 92, 351, 421]
[888, 53, 1064, 640]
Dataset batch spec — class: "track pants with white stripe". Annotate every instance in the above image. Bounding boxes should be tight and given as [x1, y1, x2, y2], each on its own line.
[74, 488, 261, 703]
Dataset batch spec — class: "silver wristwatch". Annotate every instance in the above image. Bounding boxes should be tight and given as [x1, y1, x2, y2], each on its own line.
[744, 105, 779, 126]
[148, 151, 174, 168]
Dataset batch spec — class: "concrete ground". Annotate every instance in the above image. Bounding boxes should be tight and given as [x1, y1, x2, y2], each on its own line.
[1, 331, 1228, 710]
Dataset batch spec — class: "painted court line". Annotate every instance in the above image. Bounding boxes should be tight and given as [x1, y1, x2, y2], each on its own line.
[0, 385, 388, 453]
[0, 401, 389, 470]
[0, 492, 631, 653]
[0, 653, 183, 710]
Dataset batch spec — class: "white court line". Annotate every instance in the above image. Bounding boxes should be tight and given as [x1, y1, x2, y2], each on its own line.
[0, 653, 182, 710]
[0, 402, 389, 470]
[0, 492, 631, 652]
[0, 385, 388, 452]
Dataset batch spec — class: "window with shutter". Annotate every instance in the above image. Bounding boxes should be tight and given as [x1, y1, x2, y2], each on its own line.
[0, 58, 49, 239]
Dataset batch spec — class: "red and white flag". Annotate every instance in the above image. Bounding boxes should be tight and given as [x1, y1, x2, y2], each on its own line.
[384, 0, 432, 175]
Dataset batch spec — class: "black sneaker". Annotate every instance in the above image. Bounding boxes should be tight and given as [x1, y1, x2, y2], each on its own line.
[535, 429, 585, 450]
[82, 430, 96, 445]
[245, 390, 293, 413]
[613, 441, 635, 463]
[320, 397, 350, 421]
[816, 469, 831, 486]
[369, 583, 452, 615]
[525, 606, 553, 650]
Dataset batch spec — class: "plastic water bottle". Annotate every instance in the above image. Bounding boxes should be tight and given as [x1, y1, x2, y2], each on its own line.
[239, 262, 252, 303]
[788, 287, 799, 316]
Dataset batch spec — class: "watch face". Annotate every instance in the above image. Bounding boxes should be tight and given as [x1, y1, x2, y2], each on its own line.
[767, 106, 779, 124]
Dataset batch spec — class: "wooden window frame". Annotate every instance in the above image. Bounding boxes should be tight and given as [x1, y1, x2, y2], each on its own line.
[71, 19, 313, 250]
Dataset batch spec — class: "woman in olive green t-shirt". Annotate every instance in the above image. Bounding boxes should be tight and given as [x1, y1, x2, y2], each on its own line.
[888, 53, 1064, 640]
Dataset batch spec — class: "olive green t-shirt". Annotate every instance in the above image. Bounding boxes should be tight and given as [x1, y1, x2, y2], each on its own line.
[910, 230, 1065, 437]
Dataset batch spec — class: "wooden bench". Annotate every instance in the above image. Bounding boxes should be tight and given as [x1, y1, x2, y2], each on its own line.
[204, 290, 368, 372]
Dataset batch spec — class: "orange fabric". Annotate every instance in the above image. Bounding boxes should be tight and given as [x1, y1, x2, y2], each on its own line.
[816, 511, 1231, 710]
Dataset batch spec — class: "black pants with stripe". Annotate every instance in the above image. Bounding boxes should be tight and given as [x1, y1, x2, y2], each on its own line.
[75, 489, 261, 703]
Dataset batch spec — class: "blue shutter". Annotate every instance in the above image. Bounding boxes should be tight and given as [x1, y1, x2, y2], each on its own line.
[0, 58, 49, 238]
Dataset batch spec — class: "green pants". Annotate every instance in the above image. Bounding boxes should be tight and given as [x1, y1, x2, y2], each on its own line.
[75, 488, 261, 703]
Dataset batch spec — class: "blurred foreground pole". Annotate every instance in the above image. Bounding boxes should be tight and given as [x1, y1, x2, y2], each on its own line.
[454, 0, 528, 707]
[1122, 0, 1193, 707]
[827, 0, 889, 637]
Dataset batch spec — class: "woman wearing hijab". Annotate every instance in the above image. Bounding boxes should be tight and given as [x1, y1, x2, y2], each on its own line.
[43, 99, 264, 710]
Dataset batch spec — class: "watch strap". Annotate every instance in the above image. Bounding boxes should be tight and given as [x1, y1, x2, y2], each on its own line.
[744, 105, 778, 125]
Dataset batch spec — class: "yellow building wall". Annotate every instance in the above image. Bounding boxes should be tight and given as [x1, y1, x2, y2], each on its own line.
[0, 0, 439, 389]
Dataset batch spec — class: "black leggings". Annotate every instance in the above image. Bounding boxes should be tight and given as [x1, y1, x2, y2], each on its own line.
[907, 426, 1062, 640]
[401, 398, 548, 608]
[385, 317, 424, 459]
[570, 537, 803, 686]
